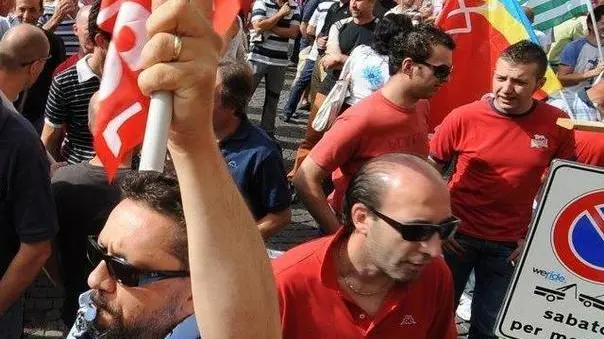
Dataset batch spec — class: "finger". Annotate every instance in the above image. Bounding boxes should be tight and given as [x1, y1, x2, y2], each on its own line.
[147, 0, 216, 39]
[138, 61, 217, 96]
[140, 33, 205, 69]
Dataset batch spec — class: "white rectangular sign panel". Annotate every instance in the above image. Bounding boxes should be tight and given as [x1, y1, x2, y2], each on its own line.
[497, 160, 604, 339]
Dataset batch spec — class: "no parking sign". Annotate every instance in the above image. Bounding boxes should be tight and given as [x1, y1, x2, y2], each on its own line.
[497, 161, 604, 339]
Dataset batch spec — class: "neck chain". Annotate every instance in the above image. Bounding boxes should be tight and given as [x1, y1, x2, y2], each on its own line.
[337, 241, 391, 297]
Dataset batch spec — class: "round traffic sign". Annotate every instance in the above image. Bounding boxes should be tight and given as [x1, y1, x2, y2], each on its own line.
[551, 190, 604, 284]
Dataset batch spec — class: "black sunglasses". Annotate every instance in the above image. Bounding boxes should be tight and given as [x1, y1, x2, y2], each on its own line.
[415, 60, 453, 81]
[367, 206, 459, 242]
[87, 236, 190, 287]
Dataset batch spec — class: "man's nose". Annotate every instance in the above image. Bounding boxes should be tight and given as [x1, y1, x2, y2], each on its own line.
[88, 261, 117, 293]
[419, 233, 443, 259]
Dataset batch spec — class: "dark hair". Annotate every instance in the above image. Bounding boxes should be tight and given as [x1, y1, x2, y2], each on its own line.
[119, 170, 188, 269]
[372, 14, 413, 55]
[217, 61, 253, 119]
[499, 40, 548, 78]
[587, 5, 604, 30]
[389, 23, 456, 75]
[88, 0, 111, 45]
[522, 6, 534, 24]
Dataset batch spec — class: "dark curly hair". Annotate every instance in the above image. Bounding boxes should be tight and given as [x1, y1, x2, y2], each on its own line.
[120, 170, 188, 269]
[373, 14, 413, 55]
[389, 23, 456, 75]
[88, 0, 112, 45]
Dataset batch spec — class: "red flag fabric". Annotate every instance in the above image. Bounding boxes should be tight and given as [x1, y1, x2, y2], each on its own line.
[430, 0, 560, 131]
[94, 0, 241, 180]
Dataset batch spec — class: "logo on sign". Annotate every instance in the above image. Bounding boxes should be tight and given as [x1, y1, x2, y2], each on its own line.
[551, 190, 604, 285]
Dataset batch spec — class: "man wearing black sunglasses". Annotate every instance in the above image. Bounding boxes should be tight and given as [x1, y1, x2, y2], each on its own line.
[66, 171, 195, 339]
[294, 23, 455, 234]
[275, 153, 458, 338]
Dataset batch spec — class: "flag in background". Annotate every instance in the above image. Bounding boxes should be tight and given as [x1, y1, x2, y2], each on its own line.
[94, 0, 241, 180]
[520, 0, 587, 31]
[429, 0, 562, 130]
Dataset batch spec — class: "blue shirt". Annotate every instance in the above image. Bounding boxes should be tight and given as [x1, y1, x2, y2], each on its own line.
[219, 119, 290, 220]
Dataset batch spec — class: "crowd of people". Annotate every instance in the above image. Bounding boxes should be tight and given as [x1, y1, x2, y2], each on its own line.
[0, 0, 603, 338]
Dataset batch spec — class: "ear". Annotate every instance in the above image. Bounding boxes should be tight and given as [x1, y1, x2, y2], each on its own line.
[350, 202, 371, 236]
[400, 57, 415, 77]
[72, 23, 78, 35]
[94, 33, 110, 49]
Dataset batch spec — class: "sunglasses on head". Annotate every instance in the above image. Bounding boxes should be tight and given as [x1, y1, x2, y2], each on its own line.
[415, 60, 453, 81]
[367, 206, 459, 242]
[87, 236, 190, 288]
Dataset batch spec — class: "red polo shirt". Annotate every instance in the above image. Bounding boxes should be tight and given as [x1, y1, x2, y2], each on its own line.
[272, 231, 457, 339]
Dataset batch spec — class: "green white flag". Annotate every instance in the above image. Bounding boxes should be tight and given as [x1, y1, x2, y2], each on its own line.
[520, 0, 588, 30]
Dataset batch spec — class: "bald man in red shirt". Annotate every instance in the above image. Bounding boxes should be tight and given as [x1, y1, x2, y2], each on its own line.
[274, 154, 458, 339]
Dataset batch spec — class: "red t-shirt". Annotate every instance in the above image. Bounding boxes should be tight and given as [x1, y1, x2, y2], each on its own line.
[430, 98, 576, 242]
[272, 231, 457, 339]
[575, 130, 604, 167]
[310, 91, 430, 213]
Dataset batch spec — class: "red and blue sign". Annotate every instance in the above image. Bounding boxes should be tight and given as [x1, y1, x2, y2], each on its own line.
[552, 190, 604, 285]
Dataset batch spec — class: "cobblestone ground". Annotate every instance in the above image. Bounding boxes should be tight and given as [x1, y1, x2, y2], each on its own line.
[22, 67, 469, 338]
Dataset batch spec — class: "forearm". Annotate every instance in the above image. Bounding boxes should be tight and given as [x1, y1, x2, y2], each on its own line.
[294, 177, 340, 233]
[41, 125, 64, 161]
[41, 16, 62, 32]
[257, 209, 291, 240]
[558, 71, 597, 87]
[169, 138, 281, 339]
[272, 26, 299, 39]
[253, 13, 285, 32]
[0, 242, 51, 314]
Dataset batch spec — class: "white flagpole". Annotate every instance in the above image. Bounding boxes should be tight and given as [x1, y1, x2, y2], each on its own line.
[584, 0, 604, 120]
[138, 92, 172, 172]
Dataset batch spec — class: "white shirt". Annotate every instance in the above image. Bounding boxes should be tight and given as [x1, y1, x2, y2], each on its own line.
[344, 45, 390, 106]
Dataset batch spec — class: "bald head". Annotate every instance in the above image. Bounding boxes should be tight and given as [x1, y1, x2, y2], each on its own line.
[76, 5, 92, 26]
[342, 154, 450, 232]
[0, 24, 49, 71]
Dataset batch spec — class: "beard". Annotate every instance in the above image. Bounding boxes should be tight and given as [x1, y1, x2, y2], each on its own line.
[91, 292, 182, 339]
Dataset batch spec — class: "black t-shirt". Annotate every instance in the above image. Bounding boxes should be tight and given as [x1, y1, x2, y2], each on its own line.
[14, 30, 66, 134]
[0, 103, 58, 277]
[318, 18, 378, 95]
[51, 162, 130, 324]
[318, 1, 351, 38]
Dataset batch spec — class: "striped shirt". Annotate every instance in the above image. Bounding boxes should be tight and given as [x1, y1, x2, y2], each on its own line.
[39, 5, 79, 56]
[45, 55, 99, 164]
[248, 0, 301, 66]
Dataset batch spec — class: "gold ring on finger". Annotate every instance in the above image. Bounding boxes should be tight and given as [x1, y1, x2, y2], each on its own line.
[172, 35, 183, 61]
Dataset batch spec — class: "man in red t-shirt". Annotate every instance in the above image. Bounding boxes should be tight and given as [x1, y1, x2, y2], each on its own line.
[274, 154, 458, 339]
[429, 41, 576, 339]
[293, 24, 455, 233]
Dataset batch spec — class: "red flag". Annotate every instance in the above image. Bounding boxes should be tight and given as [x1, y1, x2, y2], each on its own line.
[429, 0, 560, 131]
[94, 0, 241, 180]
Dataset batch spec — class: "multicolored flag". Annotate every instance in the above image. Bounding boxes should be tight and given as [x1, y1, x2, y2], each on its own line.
[94, 0, 242, 180]
[429, 0, 562, 130]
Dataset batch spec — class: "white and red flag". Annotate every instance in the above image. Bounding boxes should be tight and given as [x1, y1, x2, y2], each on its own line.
[93, 0, 243, 180]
